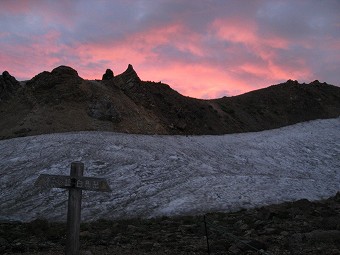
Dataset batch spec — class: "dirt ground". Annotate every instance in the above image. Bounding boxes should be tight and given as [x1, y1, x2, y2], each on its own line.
[1, 193, 339, 255]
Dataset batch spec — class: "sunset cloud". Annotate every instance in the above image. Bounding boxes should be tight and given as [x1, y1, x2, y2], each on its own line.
[0, 0, 339, 98]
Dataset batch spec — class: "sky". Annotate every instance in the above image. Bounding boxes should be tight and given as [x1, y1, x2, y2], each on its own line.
[0, 0, 339, 99]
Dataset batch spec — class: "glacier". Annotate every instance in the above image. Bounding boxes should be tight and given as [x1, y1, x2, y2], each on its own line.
[0, 118, 339, 222]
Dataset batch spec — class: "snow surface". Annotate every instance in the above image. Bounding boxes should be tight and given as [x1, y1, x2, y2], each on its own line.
[0, 118, 339, 222]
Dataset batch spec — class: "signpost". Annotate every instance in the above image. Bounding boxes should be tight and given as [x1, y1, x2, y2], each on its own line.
[34, 161, 111, 255]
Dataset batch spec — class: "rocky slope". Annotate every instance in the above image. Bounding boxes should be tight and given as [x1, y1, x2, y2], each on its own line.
[0, 65, 339, 139]
[1, 193, 339, 254]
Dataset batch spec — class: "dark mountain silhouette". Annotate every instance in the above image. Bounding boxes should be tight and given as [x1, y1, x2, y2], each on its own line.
[0, 65, 339, 139]
[0, 71, 20, 101]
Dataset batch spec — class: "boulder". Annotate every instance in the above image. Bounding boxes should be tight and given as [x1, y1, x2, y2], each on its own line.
[26, 66, 82, 91]
[102, 69, 114, 80]
[88, 100, 121, 122]
[0, 71, 20, 101]
[51, 65, 79, 77]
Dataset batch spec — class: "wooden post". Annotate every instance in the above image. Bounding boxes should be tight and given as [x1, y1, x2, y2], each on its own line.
[66, 162, 84, 255]
[34, 161, 111, 254]
[203, 215, 210, 255]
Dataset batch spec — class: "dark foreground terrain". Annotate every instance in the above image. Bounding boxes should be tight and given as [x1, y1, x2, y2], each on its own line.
[1, 193, 339, 255]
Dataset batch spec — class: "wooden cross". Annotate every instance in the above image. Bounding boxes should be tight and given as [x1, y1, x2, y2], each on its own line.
[34, 161, 111, 255]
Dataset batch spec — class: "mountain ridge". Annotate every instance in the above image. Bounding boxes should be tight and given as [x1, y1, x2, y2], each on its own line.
[0, 65, 339, 139]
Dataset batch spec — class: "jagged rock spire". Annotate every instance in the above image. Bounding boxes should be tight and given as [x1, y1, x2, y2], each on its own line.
[120, 64, 140, 83]
[102, 69, 114, 80]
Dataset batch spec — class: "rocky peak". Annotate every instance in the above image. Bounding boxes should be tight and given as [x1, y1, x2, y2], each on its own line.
[51, 65, 79, 77]
[126, 64, 134, 72]
[120, 64, 140, 83]
[102, 69, 114, 80]
[2, 71, 11, 79]
[0, 71, 20, 101]
[286, 79, 299, 85]
[26, 66, 82, 91]
[309, 80, 327, 86]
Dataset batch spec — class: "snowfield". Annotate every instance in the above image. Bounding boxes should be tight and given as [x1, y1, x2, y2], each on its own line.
[0, 118, 339, 222]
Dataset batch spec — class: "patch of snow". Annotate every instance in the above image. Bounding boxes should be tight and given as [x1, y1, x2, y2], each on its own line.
[0, 118, 339, 222]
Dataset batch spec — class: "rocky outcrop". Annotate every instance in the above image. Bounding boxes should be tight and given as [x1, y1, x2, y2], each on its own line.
[24, 66, 84, 106]
[0, 71, 20, 101]
[120, 64, 140, 83]
[87, 100, 121, 122]
[102, 69, 114, 80]
[51, 65, 79, 77]
[26, 65, 82, 90]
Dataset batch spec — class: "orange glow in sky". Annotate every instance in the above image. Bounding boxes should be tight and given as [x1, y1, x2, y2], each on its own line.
[0, 1, 339, 99]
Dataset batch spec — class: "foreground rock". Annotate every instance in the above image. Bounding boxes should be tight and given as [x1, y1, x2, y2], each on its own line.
[1, 193, 339, 254]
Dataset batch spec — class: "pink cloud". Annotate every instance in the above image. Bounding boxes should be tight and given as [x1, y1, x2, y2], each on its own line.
[0, 18, 312, 98]
[211, 18, 258, 45]
[1, 30, 70, 79]
[1, 1, 32, 13]
[68, 23, 186, 78]
[140, 62, 253, 99]
[1, 1, 338, 98]
[207, 17, 321, 89]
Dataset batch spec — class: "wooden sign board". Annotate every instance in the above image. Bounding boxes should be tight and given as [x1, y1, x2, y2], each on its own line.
[34, 162, 112, 255]
[35, 174, 111, 192]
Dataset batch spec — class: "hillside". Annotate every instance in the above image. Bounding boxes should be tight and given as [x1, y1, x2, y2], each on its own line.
[0, 65, 339, 139]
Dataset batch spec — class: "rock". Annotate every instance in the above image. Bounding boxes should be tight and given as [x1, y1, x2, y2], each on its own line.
[332, 191, 340, 202]
[26, 218, 49, 236]
[230, 239, 267, 253]
[26, 65, 82, 93]
[286, 79, 299, 85]
[100, 228, 112, 238]
[309, 80, 320, 85]
[240, 224, 249, 230]
[13, 128, 32, 135]
[280, 231, 289, 236]
[175, 121, 187, 131]
[87, 100, 121, 122]
[140, 241, 154, 251]
[80, 231, 92, 238]
[120, 64, 140, 84]
[153, 242, 161, 248]
[51, 65, 79, 77]
[263, 227, 277, 235]
[289, 233, 304, 244]
[80, 251, 93, 255]
[127, 224, 138, 231]
[304, 230, 340, 244]
[0, 70, 20, 101]
[112, 234, 121, 242]
[102, 69, 114, 80]
[228, 243, 241, 254]
[178, 224, 196, 234]
[37, 241, 55, 250]
[0, 237, 8, 252]
[11, 241, 26, 252]
[320, 216, 340, 230]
